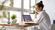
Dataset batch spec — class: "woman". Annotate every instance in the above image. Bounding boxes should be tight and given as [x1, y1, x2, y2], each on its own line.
[26, 1, 51, 30]
[34, 1, 51, 30]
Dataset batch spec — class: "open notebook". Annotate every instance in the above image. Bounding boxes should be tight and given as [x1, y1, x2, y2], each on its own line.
[22, 15, 32, 22]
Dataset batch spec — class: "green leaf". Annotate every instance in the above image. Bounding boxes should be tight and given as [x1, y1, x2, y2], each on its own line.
[11, 14, 16, 19]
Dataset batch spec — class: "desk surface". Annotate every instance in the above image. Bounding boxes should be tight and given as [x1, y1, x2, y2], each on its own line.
[0, 22, 39, 27]
[18, 22, 39, 27]
[0, 24, 16, 26]
[19, 23, 39, 27]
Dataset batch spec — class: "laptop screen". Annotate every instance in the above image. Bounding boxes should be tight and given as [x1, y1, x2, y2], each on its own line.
[22, 15, 32, 21]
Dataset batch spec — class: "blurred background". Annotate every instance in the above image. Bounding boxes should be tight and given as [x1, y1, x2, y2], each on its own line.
[0, 0, 55, 24]
[0, 0, 55, 30]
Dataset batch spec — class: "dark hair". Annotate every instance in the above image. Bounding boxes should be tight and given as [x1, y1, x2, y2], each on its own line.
[36, 1, 44, 9]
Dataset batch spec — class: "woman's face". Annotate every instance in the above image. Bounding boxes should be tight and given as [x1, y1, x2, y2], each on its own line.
[35, 5, 42, 12]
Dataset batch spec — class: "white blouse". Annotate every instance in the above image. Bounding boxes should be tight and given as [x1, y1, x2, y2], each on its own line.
[26, 10, 51, 30]
[35, 10, 51, 30]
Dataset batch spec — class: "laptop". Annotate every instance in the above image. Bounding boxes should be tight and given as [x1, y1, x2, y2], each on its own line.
[22, 15, 38, 25]
[22, 15, 32, 22]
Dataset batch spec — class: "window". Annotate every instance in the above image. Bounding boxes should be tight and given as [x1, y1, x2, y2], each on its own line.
[23, 0, 36, 14]
[24, 0, 29, 9]
[0, 0, 37, 24]
[10, 0, 21, 23]
[13, 0, 21, 8]
[9, 11, 21, 23]
[0, 10, 8, 24]
[31, 0, 35, 11]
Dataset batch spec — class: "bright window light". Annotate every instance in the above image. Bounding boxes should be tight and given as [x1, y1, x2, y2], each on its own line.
[0, 0, 36, 24]
[13, 0, 21, 8]
[24, 0, 29, 9]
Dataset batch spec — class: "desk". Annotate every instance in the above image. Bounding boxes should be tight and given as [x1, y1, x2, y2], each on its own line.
[0, 24, 16, 26]
[17, 23, 38, 27]
[16, 22, 39, 30]
[0, 22, 39, 30]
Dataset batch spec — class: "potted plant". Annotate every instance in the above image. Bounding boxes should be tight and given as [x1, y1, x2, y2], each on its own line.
[11, 14, 17, 24]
